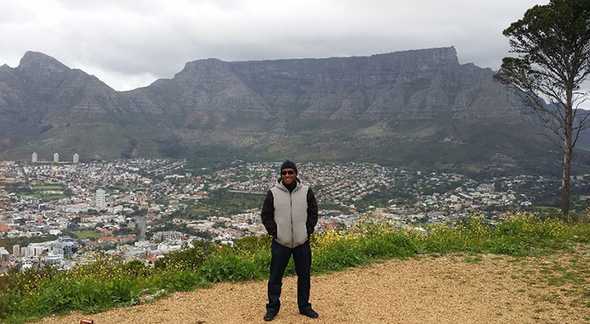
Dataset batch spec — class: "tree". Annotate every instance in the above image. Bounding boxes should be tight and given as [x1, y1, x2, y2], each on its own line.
[496, 0, 590, 217]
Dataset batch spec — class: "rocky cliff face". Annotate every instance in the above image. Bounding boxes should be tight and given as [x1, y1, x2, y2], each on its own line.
[0, 52, 131, 158]
[0, 48, 586, 173]
[227, 47, 522, 122]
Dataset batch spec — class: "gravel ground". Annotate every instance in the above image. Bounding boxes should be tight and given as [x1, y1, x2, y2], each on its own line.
[36, 249, 590, 324]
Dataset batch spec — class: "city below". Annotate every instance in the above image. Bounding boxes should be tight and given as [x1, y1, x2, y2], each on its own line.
[0, 154, 589, 274]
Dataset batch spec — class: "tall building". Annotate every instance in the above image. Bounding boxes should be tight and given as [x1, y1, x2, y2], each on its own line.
[31, 152, 38, 163]
[0, 247, 9, 263]
[95, 189, 106, 210]
[53, 153, 59, 163]
[73, 153, 79, 164]
[135, 215, 147, 241]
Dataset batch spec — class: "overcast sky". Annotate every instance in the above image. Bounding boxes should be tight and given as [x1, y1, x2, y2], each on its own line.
[0, 0, 546, 91]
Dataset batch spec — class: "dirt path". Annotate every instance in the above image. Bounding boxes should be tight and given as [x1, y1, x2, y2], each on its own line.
[37, 249, 590, 324]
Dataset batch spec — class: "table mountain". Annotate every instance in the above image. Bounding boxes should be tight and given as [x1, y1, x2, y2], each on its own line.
[0, 47, 587, 173]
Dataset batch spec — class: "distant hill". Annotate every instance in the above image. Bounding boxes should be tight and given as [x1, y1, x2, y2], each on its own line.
[0, 47, 588, 174]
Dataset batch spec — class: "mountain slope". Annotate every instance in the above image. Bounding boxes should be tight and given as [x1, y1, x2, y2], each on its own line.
[0, 48, 587, 173]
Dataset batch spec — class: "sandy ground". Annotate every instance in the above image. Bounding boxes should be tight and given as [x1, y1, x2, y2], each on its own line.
[36, 249, 590, 324]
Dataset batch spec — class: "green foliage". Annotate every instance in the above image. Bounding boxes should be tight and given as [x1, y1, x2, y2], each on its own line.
[122, 260, 152, 278]
[144, 270, 208, 292]
[498, 0, 590, 216]
[154, 241, 213, 271]
[5, 266, 60, 293]
[1, 214, 590, 323]
[200, 252, 264, 282]
[233, 235, 272, 254]
[175, 190, 265, 219]
[31, 276, 137, 315]
[68, 230, 101, 240]
[418, 224, 468, 253]
[315, 240, 369, 271]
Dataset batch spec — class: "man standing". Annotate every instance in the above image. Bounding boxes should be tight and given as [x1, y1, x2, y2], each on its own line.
[261, 160, 319, 321]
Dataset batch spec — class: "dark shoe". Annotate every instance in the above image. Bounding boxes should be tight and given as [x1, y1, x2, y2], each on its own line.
[299, 308, 319, 319]
[264, 309, 278, 321]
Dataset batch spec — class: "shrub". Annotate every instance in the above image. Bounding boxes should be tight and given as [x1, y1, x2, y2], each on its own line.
[146, 270, 208, 292]
[200, 252, 263, 282]
[6, 266, 60, 293]
[154, 240, 213, 271]
[359, 231, 417, 259]
[233, 235, 272, 255]
[419, 224, 467, 253]
[23, 276, 138, 316]
[122, 260, 151, 278]
[313, 238, 368, 272]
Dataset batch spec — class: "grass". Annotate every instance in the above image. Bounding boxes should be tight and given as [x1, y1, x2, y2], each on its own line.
[173, 189, 265, 220]
[69, 230, 101, 240]
[1, 213, 589, 323]
[15, 183, 68, 202]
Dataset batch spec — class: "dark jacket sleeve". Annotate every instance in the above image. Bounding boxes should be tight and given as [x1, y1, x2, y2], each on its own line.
[261, 190, 276, 237]
[306, 188, 318, 235]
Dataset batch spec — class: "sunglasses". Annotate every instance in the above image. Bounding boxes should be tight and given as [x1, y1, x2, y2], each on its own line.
[281, 170, 295, 176]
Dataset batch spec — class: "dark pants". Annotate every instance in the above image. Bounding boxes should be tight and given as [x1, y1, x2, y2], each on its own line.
[267, 239, 312, 312]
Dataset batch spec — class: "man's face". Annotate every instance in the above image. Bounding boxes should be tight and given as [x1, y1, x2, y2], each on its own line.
[281, 168, 296, 185]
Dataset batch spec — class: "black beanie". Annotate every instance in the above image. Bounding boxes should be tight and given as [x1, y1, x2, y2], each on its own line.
[280, 160, 298, 174]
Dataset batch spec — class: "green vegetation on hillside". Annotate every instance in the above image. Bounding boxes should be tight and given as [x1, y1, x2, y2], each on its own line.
[8, 182, 70, 202]
[1, 213, 589, 323]
[173, 190, 265, 219]
[67, 230, 101, 240]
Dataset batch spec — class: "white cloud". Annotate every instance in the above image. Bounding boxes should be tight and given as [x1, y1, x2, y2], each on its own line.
[0, 0, 545, 91]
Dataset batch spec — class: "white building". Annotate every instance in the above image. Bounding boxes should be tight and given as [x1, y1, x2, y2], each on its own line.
[31, 152, 38, 163]
[53, 153, 59, 163]
[152, 231, 183, 241]
[0, 247, 9, 263]
[26, 243, 50, 257]
[12, 244, 20, 257]
[44, 253, 64, 266]
[73, 153, 79, 164]
[95, 189, 106, 211]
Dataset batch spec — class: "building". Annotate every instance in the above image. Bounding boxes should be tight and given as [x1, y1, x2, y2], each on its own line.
[135, 215, 147, 241]
[57, 237, 78, 258]
[95, 188, 106, 210]
[152, 231, 183, 241]
[25, 243, 50, 257]
[31, 152, 38, 163]
[12, 244, 20, 257]
[53, 153, 59, 163]
[0, 247, 9, 264]
[73, 153, 79, 164]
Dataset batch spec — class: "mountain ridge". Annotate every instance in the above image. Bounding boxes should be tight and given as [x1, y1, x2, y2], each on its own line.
[0, 47, 588, 173]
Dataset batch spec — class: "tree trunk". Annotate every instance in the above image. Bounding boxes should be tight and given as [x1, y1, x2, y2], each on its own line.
[560, 87, 574, 219]
[560, 141, 572, 218]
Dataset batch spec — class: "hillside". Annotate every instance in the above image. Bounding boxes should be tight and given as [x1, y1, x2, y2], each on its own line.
[2, 48, 589, 173]
[0, 215, 588, 323]
[36, 245, 590, 324]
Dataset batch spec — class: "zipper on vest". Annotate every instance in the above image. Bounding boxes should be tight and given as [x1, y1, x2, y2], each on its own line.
[290, 191, 294, 248]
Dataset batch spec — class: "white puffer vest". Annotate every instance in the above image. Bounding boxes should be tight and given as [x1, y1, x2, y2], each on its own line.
[271, 182, 309, 248]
